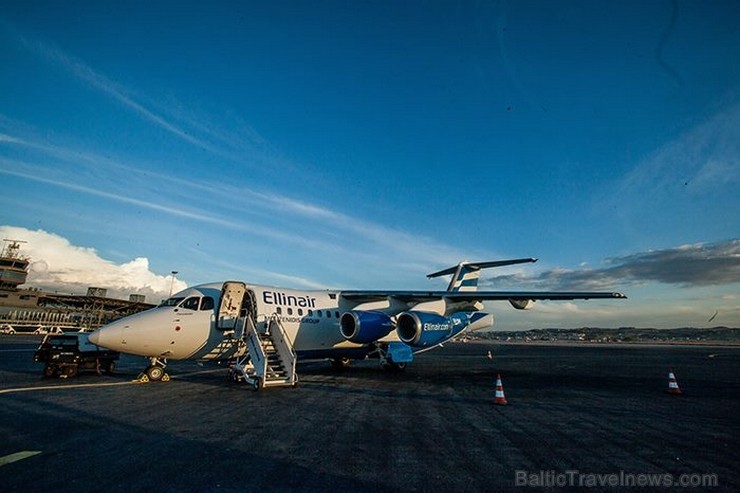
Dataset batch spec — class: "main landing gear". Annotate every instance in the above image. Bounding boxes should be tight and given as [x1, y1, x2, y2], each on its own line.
[330, 357, 352, 370]
[136, 357, 171, 383]
[382, 361, 407, 372]
[369, 342, 411, 372]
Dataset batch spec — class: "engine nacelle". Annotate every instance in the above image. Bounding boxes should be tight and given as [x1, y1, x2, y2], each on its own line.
[396, 311, 469, 348]
[340, 310, 393, 343]
[468, 312, 495, 331]
[509, 299, 535, 310]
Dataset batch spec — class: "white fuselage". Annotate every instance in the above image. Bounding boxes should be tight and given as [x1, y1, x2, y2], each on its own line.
[89, 282, 396, 361]
[88, 258, 621, 368]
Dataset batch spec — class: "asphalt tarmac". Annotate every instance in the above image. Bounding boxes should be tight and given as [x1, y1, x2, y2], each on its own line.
[1, 335, 738, 492]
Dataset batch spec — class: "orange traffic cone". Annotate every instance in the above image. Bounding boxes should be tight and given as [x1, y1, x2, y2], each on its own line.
[493, 374, 508, 405]
[666, 370, 682, 395]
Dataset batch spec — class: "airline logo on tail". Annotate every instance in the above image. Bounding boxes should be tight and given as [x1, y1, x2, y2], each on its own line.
[427, 258, 538, 292]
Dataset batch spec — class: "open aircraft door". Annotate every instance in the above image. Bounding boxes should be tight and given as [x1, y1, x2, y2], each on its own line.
[217, 281, 246, 331]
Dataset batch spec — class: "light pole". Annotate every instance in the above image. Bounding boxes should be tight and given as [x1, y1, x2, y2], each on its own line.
[169, 271, 178, 297]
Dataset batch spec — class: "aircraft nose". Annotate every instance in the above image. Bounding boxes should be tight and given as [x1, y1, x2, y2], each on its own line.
[89, 324, 119, 349]
[88, 329, 101, 345]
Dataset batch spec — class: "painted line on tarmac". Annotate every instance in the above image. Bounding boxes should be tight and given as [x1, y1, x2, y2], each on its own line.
[172, 368, 225, 378]
[0, 369, 225, 394]
[0, 380, 137, 395]
[0, 451, 42, 467]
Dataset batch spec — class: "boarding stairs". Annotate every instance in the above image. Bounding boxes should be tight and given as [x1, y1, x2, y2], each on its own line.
[202, 339, 243, 360]
[231, 313, 297, 390]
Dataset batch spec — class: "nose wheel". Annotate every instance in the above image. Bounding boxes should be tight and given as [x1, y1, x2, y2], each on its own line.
[136, 358, 170, 383]
[146, 365, 165, 381]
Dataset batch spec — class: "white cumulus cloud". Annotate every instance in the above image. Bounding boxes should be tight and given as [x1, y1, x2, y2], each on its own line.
[1, 226, 187, 303]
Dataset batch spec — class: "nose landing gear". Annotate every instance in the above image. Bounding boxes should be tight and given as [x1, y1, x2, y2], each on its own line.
[135, 357, 170, 383]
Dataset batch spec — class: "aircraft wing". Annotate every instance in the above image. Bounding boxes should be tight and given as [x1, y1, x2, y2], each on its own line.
[339, 290, 626, 303]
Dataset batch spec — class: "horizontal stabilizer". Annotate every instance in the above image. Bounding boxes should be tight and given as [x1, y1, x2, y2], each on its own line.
[426, 258, 537, 279]
[427, 258, 538, 293]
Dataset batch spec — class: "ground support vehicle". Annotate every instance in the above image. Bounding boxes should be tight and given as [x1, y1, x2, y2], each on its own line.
[34, 332, 119, 378]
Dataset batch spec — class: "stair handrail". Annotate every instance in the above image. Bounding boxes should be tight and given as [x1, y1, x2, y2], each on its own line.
[267, 313, 297, 383]
[245, 316, 266, 381]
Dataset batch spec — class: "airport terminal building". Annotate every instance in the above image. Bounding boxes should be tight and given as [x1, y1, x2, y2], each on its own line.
[0, 240, 152, 331]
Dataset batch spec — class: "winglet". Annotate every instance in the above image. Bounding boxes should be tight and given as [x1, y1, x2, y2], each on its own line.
[428, 258, 538, 292]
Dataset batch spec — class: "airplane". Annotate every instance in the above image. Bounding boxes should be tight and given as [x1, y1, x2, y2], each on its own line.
[89, 258, 625, 389]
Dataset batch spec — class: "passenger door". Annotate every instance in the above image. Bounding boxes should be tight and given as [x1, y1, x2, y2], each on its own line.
[217, 281, 246, 330]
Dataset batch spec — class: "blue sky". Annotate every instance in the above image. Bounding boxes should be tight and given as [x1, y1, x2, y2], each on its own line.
[1, 1, 738, 329]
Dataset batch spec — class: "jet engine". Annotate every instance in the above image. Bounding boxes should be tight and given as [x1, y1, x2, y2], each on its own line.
[396, 311, 467, 348]
[340, 311, 393, 343]
[509, 299, 535, 310]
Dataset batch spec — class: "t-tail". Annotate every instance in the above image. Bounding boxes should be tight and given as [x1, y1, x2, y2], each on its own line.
[427, 258, 538, 292]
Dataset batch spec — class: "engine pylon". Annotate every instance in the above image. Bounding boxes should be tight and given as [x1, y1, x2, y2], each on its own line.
[493, 374, 508, 405]
[666, 370, 682, 395]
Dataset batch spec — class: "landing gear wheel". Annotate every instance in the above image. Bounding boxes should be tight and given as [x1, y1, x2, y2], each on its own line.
[104, 361, 115, 374]
[146, 365, 165, 381]
[252, 377, 262, 392]
[43, 364, 56, 378]
[382, 362, 407, 372]
[331, 357, 352, 370]
[64, 365, 78, 378]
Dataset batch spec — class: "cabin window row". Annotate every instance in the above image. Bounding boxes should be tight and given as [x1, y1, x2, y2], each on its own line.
[167, 295, 337, 318]
[275, 307, 340, 318]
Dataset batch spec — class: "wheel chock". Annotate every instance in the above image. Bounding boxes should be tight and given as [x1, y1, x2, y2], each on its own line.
[133, 372, 170, 383]
[133, 373, 150, 383]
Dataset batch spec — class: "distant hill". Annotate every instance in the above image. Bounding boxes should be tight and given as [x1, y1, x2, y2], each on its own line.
[474, 327, 740, 345]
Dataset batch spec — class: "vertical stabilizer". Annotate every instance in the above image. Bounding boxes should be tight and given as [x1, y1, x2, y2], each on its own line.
[448, 263, 483, 292]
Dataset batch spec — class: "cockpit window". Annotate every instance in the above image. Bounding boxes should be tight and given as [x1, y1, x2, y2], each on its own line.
[200, 297, 215, 311]
[160, 297, 184, 307]
[180, 297, 201, 311]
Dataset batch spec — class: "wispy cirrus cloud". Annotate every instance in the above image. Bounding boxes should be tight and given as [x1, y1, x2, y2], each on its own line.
[0, 133, 24, 144]
[240, 188, 470, 265]
[9, 28, 271, 166]
[23, 37, 212, 150]
[618, 102, 740, 198]
[0, 128, 472, 273]
[0, 158, 229, 225]
[0, 27, 478, 278]
[592, 101, 740, 251]
[0, 156, 348, 255]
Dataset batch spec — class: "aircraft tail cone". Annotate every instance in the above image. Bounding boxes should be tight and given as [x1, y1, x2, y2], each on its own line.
[493, 373, 508, 405]
[666, 370, 682, 395]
